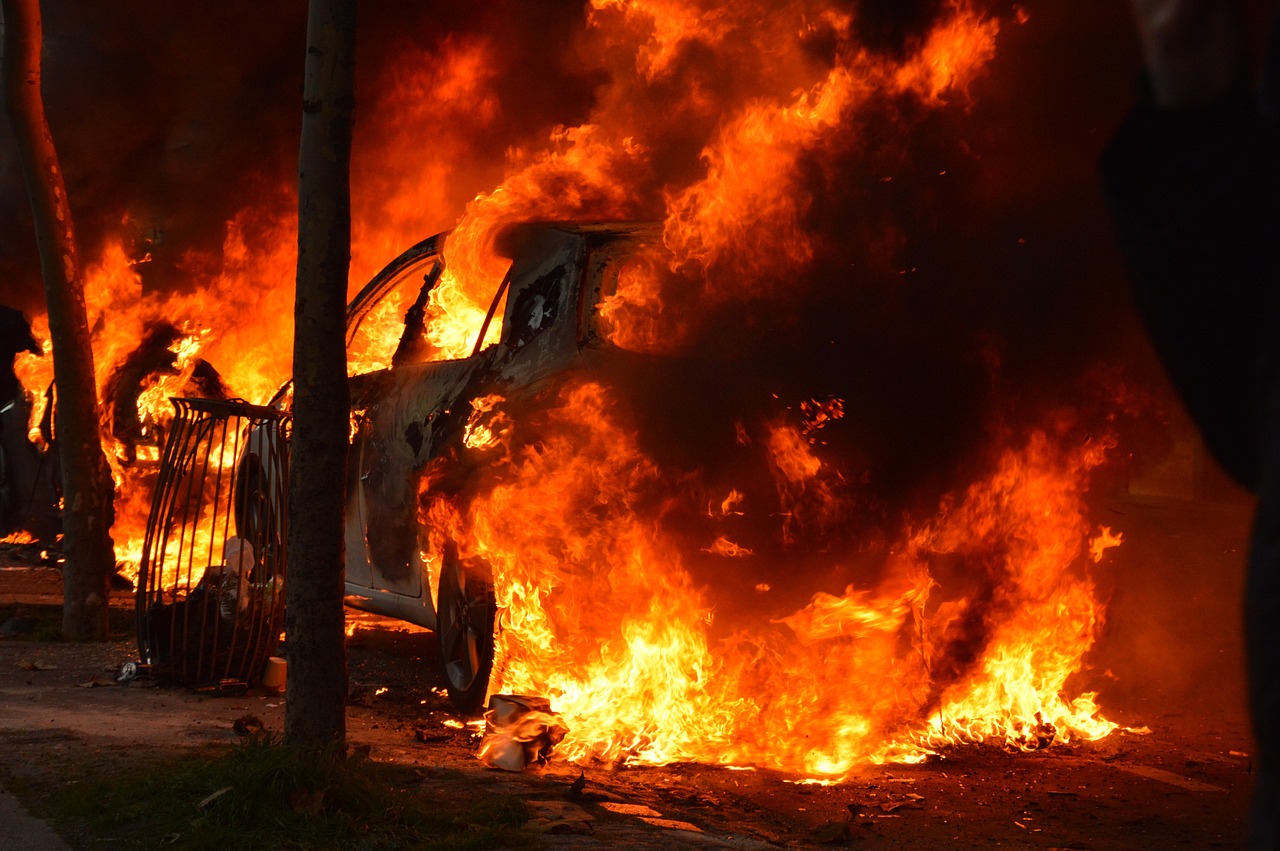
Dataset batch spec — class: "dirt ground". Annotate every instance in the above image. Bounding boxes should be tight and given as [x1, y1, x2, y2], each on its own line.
[0, 559, 1257, 850]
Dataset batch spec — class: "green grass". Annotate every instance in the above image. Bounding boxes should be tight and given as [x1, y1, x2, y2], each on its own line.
[0, 603, 134, 641]
[43, 735, 540, 850]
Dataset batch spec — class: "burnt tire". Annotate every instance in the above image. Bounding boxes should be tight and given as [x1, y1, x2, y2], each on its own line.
[436, 545, 495, 713]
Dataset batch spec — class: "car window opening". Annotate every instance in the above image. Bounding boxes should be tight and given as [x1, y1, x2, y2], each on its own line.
[392, 261, 443, 368]
[507, 265, 565, 350]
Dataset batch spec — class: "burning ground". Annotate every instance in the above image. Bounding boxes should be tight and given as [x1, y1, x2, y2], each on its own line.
[0, 0, 1255, 791]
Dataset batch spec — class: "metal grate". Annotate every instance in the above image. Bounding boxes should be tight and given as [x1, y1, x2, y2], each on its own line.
[135, 397, 290, 687]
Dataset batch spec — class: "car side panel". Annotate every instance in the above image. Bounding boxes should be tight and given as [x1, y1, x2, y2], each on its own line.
[346, 356, 487, 600]
[342, 227, 595, 621]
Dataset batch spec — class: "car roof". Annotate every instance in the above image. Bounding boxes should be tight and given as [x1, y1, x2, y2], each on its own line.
[492, 221, 660, 259]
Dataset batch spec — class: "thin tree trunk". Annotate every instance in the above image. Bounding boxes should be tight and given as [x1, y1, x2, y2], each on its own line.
[285, 0, 356, 747]
[2, 0, 116, 641]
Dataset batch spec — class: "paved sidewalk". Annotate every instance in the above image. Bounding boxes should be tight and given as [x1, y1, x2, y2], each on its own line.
[0, 785, 74, 850]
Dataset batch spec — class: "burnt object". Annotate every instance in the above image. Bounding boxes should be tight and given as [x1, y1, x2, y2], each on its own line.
[478, 694, 569, 771]
[135, 397, 289, 688]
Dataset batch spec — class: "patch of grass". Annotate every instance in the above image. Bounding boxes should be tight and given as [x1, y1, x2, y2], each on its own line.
[45, 735, 540, 850]
[0, 603, 134, 641]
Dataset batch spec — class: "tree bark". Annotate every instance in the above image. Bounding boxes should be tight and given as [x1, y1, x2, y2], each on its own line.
[2, 0, 116, 641]
[285, 0, 356, 747]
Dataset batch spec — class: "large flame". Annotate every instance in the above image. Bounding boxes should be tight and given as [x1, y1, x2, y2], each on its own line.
[429, 379, 1116, 775]
[6, 0, 1129, 773]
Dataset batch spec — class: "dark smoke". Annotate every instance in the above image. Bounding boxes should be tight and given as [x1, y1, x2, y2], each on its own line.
[591, 0, 1147, 519]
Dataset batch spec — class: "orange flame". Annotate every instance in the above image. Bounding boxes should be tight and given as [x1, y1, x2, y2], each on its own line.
[428, 378, 1119, 775]
[1089, 526, 1124, 563]
[463, 394, 513, 451]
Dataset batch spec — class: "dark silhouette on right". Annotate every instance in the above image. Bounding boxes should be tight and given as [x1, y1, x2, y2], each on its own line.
[1103, 2, 1280, 847]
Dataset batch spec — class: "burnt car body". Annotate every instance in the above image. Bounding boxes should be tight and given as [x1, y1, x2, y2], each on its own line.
[328, 222, 658, 709]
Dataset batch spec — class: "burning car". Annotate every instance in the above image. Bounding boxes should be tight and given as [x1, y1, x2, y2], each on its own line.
[247, 222, 660, 711]
[5, 1, 1143, 775]
[227, 211, 1126, 770]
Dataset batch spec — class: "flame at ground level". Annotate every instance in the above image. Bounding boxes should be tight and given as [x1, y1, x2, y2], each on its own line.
[429, 380, 1119, 777]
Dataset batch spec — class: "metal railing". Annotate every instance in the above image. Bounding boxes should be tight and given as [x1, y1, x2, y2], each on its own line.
[135, 397, 290, 687]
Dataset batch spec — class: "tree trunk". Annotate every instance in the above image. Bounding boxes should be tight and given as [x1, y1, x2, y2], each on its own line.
[2, 0, 116, 641]
[285, 0, 356, 747]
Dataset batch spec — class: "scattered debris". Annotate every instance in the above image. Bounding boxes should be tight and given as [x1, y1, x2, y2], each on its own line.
[848, 793, 924, 816]
[196, 679, 248, 697]
[877, 795, 925, 814]
[76, 673, 117, 688]
[662, 784, 725, 808]
[1032, 713, 1057, 749]
[115, 660, 142, 683]
[197, 786, 233, 810]
[232, 714, 263, 736]
[414, 727, 452, 743]
[17, 659, 55, 671]
[477, 694, 568, 772]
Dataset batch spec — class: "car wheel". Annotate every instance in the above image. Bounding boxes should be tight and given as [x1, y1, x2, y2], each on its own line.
[436, 544, 496, 713]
